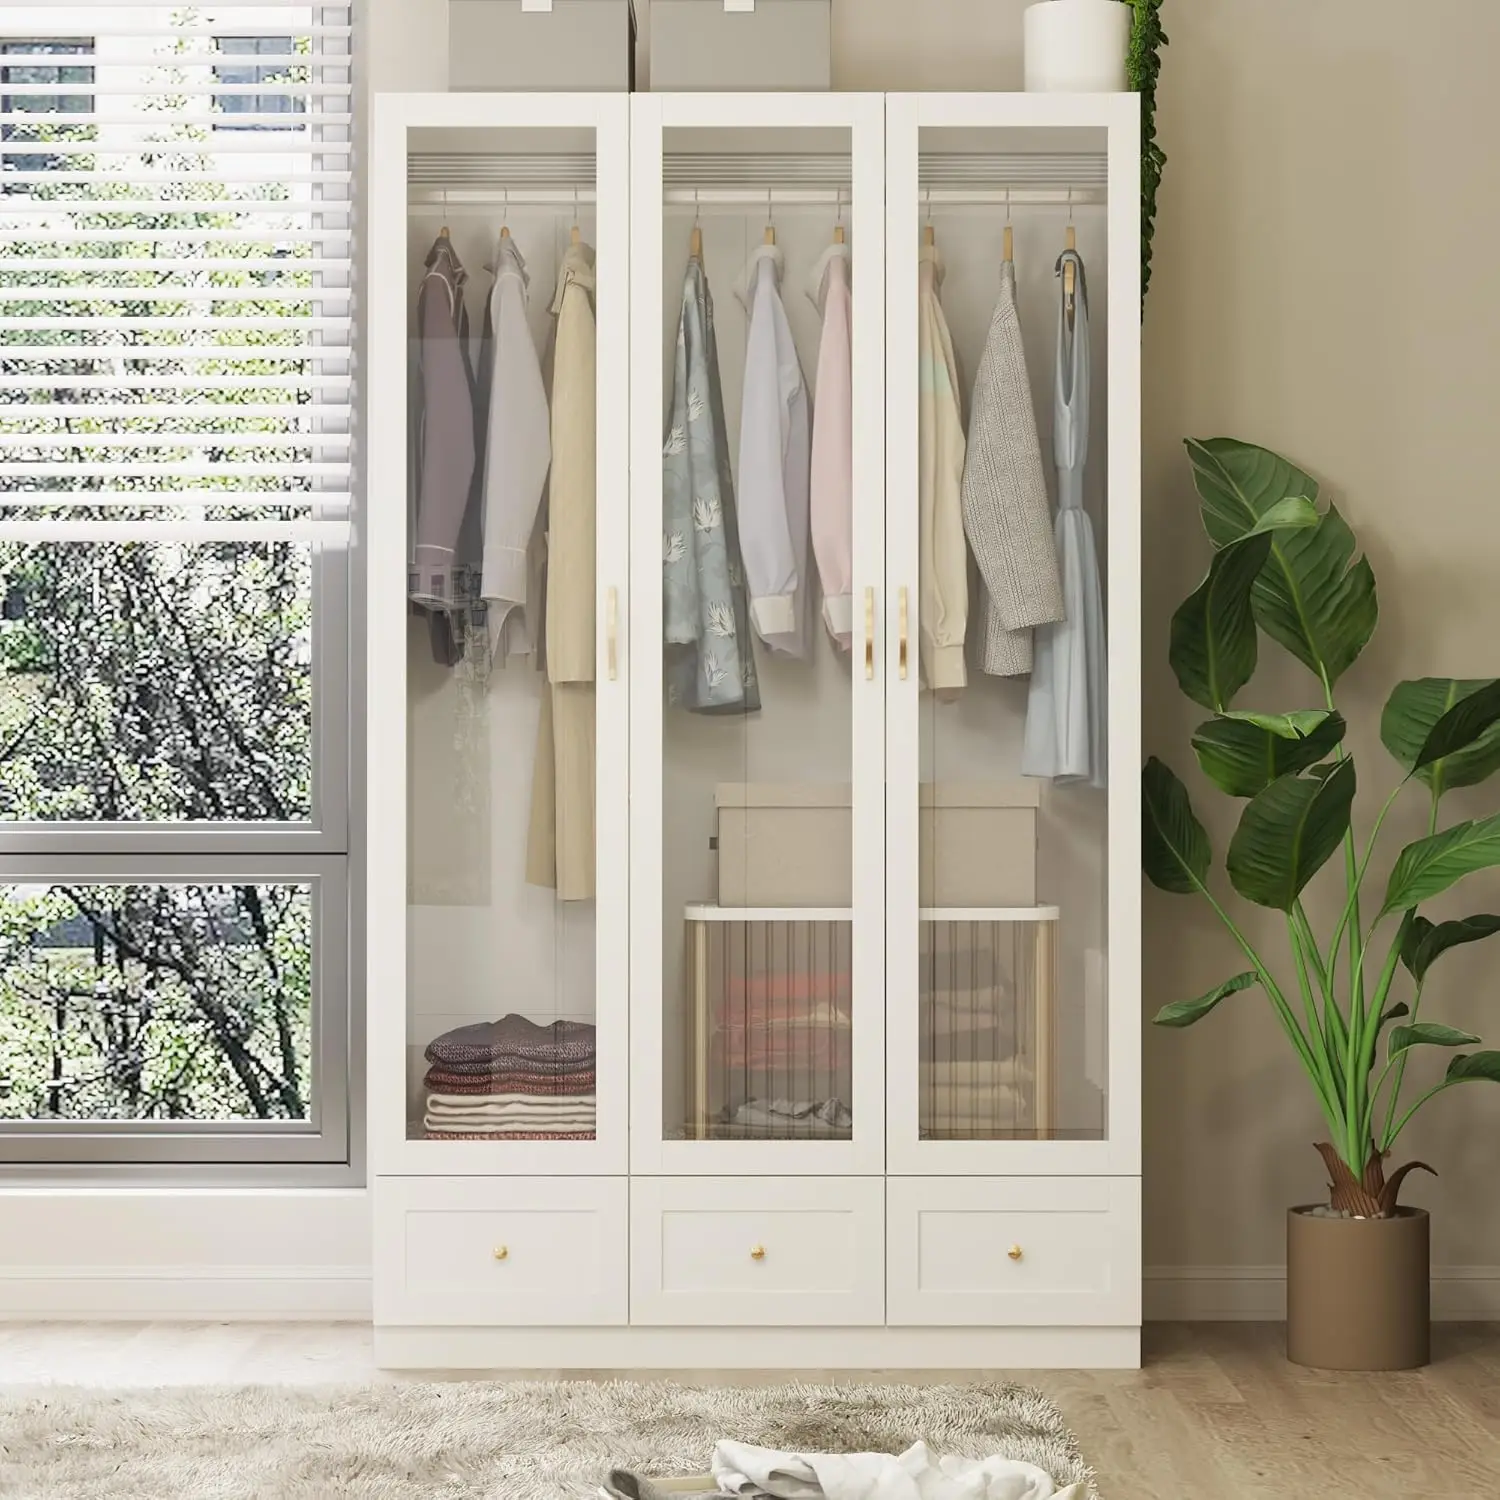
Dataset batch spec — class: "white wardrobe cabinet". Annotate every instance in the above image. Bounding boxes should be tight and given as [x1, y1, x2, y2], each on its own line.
[370, 91, 1140, 1369]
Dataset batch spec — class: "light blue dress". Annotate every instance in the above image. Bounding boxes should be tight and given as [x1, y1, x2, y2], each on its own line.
[1023, 248, 1107, 787]
[663, 257, 759, 713]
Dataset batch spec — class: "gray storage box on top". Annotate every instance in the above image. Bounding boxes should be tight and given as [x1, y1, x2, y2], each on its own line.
[449, 0, 636, 92]
[715, 783, 1040, 910]
[650, 0, 831, 92]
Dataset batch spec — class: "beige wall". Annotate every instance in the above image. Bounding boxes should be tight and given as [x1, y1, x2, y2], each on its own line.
[374, 0, 1500, 1280]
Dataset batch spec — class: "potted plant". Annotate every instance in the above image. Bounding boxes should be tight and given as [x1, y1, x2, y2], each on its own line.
[1144, 437, 1500, 1371]
[1024, 1, 1132, 93]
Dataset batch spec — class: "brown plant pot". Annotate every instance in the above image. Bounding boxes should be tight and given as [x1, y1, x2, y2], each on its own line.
[1286, 1206, 1430, 1370]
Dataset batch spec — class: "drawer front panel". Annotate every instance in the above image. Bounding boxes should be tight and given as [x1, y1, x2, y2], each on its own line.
[887, 1177, 1139, 1326]
[632, 1177, 884, 1326]
[375, 1176, 627, 1326]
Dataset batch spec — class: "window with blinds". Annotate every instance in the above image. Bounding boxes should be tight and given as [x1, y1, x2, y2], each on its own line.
[0, 3, 354, 1172]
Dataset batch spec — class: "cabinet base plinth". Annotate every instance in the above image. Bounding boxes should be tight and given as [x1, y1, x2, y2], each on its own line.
[373, 1323, 1141, 1371]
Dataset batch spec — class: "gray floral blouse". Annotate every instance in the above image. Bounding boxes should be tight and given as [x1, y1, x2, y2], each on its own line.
[663, 257, 759, 714]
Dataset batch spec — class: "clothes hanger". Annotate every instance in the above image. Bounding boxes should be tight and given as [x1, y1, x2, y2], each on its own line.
[689, 189, 702, 259]
[764, 189, 775, 246]
[1002, 188, 1013, 266]
[438, 188, 450, 241]
[922, 188, 935, 246]
[1063, 187, 1076, 300]
[833, 189, 845, 245]
[500, 187, 511, 241]
[569, 184, 580, 247]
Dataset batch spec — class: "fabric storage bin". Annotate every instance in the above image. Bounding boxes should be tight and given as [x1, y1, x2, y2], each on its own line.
[650, 0, 831, 92]
[449, 0, 636, 92]
[715, 783, 1039, 908]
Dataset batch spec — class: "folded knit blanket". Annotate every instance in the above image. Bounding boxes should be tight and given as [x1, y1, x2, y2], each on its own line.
[424, 1015, 597, 1068]
[425, 1102, 597, 1125]
[426, 1090, 597, 1111]
[426, 1054, 597, 1080]
[423, 1069, 597, 1097]
[423, 1128, 596, 1140]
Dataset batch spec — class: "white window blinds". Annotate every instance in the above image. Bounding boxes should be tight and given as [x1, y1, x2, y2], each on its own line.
[0, 2, 352, 542]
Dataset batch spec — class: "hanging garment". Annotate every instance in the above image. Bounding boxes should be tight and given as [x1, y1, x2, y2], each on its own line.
[663, 256, 760, 713]
[410, 236, 479, 617]
[806, 242, 854, 649]
[710, 1439, 1086, 1500]
[1023, 249, 1107, 788]
[960, 259, 1066, 676]
[526, 241, 598, 901]
[736, 242, 811, 658]
[478, 233, 551, 660]
[917, 243, 968, 694]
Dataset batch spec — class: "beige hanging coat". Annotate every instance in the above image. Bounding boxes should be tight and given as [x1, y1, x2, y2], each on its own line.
[526, 242, 597, 901]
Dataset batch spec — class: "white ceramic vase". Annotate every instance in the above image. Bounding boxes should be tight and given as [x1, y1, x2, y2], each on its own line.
[1024, 0, 1131, 93]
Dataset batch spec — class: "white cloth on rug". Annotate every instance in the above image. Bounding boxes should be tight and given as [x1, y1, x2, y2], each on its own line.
[711, 1439, 1086, 1500]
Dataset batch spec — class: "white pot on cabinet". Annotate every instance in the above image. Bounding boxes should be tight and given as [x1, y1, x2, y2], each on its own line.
[1024, 0, 1131, 93]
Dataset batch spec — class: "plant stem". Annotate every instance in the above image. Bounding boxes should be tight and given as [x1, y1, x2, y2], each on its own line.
[1356, 911, 1415, 1156]
[1294, 900, 1344, 1094]
[1387, 1074, 1490, 1148]
[1379, 788, 1443, 1149]
[1325, 781, 1406, 993]
[1287, 914, 1342, 1116]
[1190, 881, 1342, 1134]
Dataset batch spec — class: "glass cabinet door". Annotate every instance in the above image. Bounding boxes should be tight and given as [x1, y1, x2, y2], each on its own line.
[629, 94, 886, 1174]
[369, 94, 630, 1174]
[884, 93, 1140, 1176]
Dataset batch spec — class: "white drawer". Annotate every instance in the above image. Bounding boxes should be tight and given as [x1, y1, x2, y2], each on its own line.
[631, 1177, 884, 1326]
[887, 1177, 1140, 1326]
[374, 1176, 627, 1326]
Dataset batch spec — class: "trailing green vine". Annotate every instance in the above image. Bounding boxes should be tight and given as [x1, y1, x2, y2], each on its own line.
[1126, 0, 1167, 313]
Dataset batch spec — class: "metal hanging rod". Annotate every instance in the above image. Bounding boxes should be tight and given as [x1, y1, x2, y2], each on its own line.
[406, 186, 1104, 213]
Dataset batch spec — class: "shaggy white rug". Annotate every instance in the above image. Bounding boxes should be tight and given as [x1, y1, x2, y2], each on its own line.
[0, 1378, 1096, 1500]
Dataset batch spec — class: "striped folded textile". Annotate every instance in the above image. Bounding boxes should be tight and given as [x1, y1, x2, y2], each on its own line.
[422, 1069, 597, 1096]
[424, 1015, 596, 1068]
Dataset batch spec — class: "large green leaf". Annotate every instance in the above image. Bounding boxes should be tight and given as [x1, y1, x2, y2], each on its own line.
[1185, 439, 1377, 688]
[1382, 813, 1500, 914]
[1191, 710, 1346, 797]
[1153, 972, 1258, 1028]
[1186, 437, 1320, 548]
[1445, 1052, 1500, 1084]
[1169, 534, 1271, 711]
[1381, 678, 1500, 795]
[1401, 914, 1500, 982]
[1142, 757, 1211, 895]
[1389, 1022, 1482, 1061]
[1225, 757, 1356, 911]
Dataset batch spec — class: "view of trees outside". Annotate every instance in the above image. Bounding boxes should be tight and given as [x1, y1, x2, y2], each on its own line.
[0, 8, 331, 1127]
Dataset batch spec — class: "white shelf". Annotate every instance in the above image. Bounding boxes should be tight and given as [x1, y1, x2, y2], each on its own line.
[683, 904, 1061, 924]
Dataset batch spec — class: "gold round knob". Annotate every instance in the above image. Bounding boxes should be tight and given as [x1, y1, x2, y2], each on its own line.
[750, 1244, 766, 1261]
[493, 1245, 509, 1262]
[1007, 1245, 1023, 1261]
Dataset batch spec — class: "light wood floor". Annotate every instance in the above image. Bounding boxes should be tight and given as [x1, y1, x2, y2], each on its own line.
[2, 1321, 1498, 1498]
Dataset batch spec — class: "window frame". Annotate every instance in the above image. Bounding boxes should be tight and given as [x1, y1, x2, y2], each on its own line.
[212, 35, 306, 132]
[0, 37, 95, 175]
[0, 10, 356, 1180]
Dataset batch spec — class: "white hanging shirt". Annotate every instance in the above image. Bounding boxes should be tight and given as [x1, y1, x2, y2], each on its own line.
[735, 242, 812, 659]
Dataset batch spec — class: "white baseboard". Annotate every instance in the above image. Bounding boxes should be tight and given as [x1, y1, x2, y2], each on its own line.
[0, 1264, 371, 1321]
[1145, 1265, 1500, 1321]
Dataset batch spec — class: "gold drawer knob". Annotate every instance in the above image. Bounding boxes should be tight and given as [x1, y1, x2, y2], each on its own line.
[750, 1244, 766, 1261]
[1007, 1245, 1024, 1262]
[493, 1245, 509, 1262]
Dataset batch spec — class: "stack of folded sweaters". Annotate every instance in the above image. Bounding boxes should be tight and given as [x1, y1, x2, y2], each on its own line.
[422, 1014, 596, 1139]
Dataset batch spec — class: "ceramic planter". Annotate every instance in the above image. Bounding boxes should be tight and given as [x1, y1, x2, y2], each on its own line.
[1023, 0, 1131, 93]
[1286, 1206, 1430, 1370]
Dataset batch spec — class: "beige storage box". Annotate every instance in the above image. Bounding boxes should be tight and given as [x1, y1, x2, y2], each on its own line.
[715, 783, 1039, 909]
[449, 0, 636, 92]
[650, 0, 831, 92]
